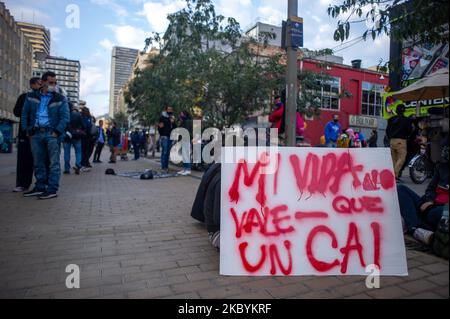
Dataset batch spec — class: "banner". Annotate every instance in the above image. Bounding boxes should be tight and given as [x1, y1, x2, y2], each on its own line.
[220, 147, 408, 276]
[383, 92, 448, 120]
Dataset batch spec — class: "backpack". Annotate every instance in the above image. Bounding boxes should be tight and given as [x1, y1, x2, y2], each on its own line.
[90, 123, 98, 137]
[432, 208, 449, 260]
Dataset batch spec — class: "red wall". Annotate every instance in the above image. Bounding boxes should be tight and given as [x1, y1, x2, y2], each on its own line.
[300, 59, 389, 146]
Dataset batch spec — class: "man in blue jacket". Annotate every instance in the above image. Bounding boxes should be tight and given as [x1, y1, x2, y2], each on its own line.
[21, 71, 70, 200]
[324, 114, 341, 147]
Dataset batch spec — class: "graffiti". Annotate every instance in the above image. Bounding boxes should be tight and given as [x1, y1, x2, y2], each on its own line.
[221, 148, 408, 276]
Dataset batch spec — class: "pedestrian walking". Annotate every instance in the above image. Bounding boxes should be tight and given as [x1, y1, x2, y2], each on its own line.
[386, 104, 413, 180]
[63, 103, 84, 175]
[178, 110, 193, 176]
[130, 127, 141, 160]
[80, 107, 95, 169]
[13, 77, 41, 192]
[158, 106, 176, 173]
[107, 122, 120, 163]
[21, 71, 70, 200]
[93, 120, 106, 163]
[324, 114, 341, 147]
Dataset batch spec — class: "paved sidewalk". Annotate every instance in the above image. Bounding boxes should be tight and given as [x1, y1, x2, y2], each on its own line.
[0, 150, 448, 299]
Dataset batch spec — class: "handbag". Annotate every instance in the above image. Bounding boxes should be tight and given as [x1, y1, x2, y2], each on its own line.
[71, 128, 86, 139]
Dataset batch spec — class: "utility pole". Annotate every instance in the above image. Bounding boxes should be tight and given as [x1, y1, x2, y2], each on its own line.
[285, 0, 298, 147]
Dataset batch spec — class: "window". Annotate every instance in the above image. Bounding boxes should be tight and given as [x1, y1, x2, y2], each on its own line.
[362, 82, 385, 116]
[318, 77, 340, 110]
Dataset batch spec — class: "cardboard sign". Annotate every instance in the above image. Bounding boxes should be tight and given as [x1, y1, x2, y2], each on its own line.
[220, 147, 408, 276]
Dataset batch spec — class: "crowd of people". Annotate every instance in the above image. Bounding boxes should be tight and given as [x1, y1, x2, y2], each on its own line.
[11, 74, 448, 258]
[12, 72, 137, 200]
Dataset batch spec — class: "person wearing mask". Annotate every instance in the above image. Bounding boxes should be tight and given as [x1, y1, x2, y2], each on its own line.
[386, 104, 412, 180]
[324, 114, 341, 147]
[93, 120, 106, 163]
[63, 103, 84, 175]
[368, 129, 378, 148]
[13, 77, 41, 192]
[130, 127, 141, 160]
[397, 143, 449, 245]
[21, 71, 69, 200]
[158, 106, 176, 173]
[178, 110, 193, 176]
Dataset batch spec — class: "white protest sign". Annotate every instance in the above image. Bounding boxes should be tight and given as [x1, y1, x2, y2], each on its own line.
[220, 147, 408, 276]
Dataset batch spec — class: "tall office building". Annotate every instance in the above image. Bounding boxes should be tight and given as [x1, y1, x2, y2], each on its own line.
[16, 21, 50, 68]
[0, 2, 33, 152]
[33, 53, 81, 106]
[109, 46, 139, 118]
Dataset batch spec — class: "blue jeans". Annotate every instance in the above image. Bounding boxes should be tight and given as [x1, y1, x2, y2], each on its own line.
[326, 141, 337, 148]
[30, 130, 61, 193]
[397, 184, 444, 232]
[64, 139, 82, 172]
[182, 141, 192, 170]
[160, 136, 172, 169]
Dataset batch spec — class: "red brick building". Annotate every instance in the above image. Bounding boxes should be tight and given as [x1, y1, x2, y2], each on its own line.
[300, 58, 389, 146]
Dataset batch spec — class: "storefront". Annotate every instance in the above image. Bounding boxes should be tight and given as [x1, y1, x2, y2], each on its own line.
[300, 58, 389, 146]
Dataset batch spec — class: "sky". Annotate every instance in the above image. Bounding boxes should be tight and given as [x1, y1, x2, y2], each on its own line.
[4, 0, 390, 117]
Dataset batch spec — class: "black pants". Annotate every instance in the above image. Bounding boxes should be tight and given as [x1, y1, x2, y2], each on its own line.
[16, 137, 34, 188]
[93, 142, 104, 162]
[81, 137, 93, 167]
[132, 143, 140, 160]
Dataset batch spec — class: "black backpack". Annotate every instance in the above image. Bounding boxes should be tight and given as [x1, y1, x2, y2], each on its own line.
[432, 210, 449, 260]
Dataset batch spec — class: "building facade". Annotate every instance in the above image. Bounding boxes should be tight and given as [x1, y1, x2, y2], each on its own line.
[16, 21, 51, 68]
[33, 53, 81, 106]
[0, 2, 33, 152]
[109, 46, 139, 118]
[245, 22, 283, 47]
[301, 59, 389, 146]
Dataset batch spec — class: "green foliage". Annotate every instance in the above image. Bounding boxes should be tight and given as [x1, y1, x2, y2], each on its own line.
[328, 0, 448, 46]
[127, 0, 285, 129]
[112, 111, 129, 130]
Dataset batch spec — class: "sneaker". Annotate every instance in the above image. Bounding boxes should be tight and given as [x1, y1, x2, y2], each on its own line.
[63, 171, 70, 175]
[38, 192, 58, 200]
[177, 169, 191, 176]
[80, 167, 91, 172]
[161, 169, 169, 174]
[23, 188, 45, 197]
[74, 167, 80, 175]
[208, 231, 220, 250]
[413, 228, 434, 245]
[13, 186, 27, 193]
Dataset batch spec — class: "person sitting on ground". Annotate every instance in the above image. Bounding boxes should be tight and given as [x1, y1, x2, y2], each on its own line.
[397, 143, 449, 246]
[191, 163, 222, 250]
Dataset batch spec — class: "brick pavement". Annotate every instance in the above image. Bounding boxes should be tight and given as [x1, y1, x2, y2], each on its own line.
[0, 150, 448, 299]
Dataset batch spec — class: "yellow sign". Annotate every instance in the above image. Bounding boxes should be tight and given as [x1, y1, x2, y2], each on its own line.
[382, 92, 449, 119]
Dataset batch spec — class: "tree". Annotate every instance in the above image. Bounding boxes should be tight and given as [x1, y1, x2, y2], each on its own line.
[112, 111, 129, 130]
[328, 0, 449, 46]
[126, 0, 285, 129]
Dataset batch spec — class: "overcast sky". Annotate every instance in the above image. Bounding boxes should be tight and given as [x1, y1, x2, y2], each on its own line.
[5, 0, 390, 117]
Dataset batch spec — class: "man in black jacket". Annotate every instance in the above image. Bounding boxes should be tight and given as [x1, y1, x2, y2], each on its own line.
[158, 106, 176, 173]
[386, 104, 413, 179]
[13, 77, 41, 192]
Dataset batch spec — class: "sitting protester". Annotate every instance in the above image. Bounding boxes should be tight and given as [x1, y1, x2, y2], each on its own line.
[191, 163, 221, 250]
[397, 144, 449, 246]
